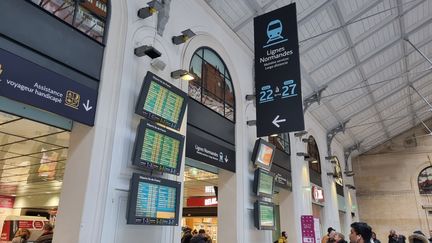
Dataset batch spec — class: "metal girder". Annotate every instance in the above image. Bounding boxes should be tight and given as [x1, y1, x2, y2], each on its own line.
[303, 86, 327, 113]
[157, 0, 171, 36]
[232, 0, 279, 32]
[332, 1, 391, 140]
[327, 121, 350, 156]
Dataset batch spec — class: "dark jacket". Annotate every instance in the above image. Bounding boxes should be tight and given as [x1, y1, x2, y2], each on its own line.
[35, 231, 53, 243]
[181, 232, 193, 243]
[190, 234, 211, 243]
[389, 235, 406, 243]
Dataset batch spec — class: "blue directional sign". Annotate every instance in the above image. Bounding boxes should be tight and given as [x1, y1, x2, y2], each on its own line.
[254, 3, 304, 137]
[0, 48, 98, 126]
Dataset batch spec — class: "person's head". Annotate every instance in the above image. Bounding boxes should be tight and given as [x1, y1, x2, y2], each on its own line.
[329, 230, 337, 239]
[328, 227, 336, 236]
[334, 232, 345, 242]
[184, 227, 192, 233]
[350, 222, 372, 243]
[198, 229, 206, 235]
[372, 232, 376, 239]
[389, 229, 397, 237]
[413, 230, 425, 236]
[43, 223, 54, 232]
[192, 229, 198, 235]
[281, 231, 287, 238]
[15, 228, 31, 240]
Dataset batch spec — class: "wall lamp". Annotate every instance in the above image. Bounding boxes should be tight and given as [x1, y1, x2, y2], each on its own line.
[134, 45, 162, 59]
[171, 69, 195, 81]
[345, 184, 356, 190]
[294, 131, 308, 137]
[138, 0, 163, 19]
[326, 172, 336, 178]
[172, 29, 196, 45]
[344, 171, 355, 177]
[325, 155, 337, 164]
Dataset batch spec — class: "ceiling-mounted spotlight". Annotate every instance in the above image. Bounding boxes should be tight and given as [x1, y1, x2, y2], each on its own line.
[326, 172, 336, 177]
[171, 69, 195, 81]
[134, 45, 161, 59]
[344, 171, 355, 177]
[137, 0, 163, 19]
[345, 184, 356, 190]
[172, 29, 196, 45]
[325, 155, 337, 164]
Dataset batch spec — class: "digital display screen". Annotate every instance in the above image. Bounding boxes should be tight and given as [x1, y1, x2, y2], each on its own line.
[257, 143, 274, 166]
[251, 139, 276, 170]
[135, 72, 188, 130]
[127, 173, 181, 226]
[258, 170, 274, 196]
[132, 119, 184, 175]
[259, 204, 275, 227]
[254, 200, 275, 230]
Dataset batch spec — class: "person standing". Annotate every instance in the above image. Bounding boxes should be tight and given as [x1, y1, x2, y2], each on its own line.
[323, 227, 337, 243]
[11, 229, 31, 243]
[389, 230, 406, 243]
[181, 227, 193, 243]
[277, 231, 288, 243]
[349, 222, 372, 243]
[35, 223, 54, 243]
[371, 232, 381, 243]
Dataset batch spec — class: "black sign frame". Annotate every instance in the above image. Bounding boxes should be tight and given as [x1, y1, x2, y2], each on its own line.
[253, 3, 305, 137]
[253, 168, 275, 198]
[251, 138, 276, 171]
[127, 173, 181, 226]
[132, 119, 185, 175]
[135, 72, 188, 131]
[254, 200, 275, 230]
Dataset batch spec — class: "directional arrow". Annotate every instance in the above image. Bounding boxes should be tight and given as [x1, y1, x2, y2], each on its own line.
[272, 115, 286, 128]
[82, 99, 93, 111]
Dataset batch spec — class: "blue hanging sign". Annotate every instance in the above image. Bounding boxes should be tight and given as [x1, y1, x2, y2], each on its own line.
[0, 48, 98, 126]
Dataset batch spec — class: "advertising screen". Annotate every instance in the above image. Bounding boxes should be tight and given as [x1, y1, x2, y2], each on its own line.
[254, 200, 275, 230]
[132, 119, 184, 175]
[251, 139, 276, 171]
[127, 173, 181, 226]
[253, 168, 274, 198]
[135, 72, 188, 130]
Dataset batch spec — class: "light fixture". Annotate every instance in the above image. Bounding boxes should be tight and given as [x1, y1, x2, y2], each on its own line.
[150, 59, 166, 71]
[326, 172, 336, 177]
[345, 184, 356, 190]
[270, 134, 278, 137]
[344, 171, 355, 177]
[325, 155, 337, 164]
[301, 137, 311, 143]
[294, 131, 308, 137]
[172, 29, 196, 45]
[137, 0, 163, 19]
[171, 69, 195, 81]
[134, 45, 161, 59]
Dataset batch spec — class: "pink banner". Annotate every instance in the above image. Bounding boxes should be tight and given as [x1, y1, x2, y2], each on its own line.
[301, 215, 315, 243]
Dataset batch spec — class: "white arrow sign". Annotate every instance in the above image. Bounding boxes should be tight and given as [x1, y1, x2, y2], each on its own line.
[82, 100, 93, 111]
[272, 115, 286, 128]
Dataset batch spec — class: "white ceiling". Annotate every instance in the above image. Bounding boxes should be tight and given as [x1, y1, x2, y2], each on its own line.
[204, 0, 432, 153]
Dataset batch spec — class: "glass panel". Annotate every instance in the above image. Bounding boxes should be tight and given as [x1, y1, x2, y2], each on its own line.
[188, 78, 202, 101]
[0, 133, 26, 147]
[195, 48, 204, 58]
[224, 104, 234, 121]
[203, 49, 225, 75]
[74, 5, 105, 42]
[0, 140, 62, 157]
[225, 78, 235, 106]
[189, 54, 203, 79]
[0, 119, 65, 139]
[202, 89, 224, 116]
[34, 131, 70, 148]
[0, 111, 20, 124]
[41, 0, 76, 25]
[202, 62, 224, 101]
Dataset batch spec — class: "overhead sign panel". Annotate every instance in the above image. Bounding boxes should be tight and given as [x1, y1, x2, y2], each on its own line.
[253, 3, 304, 137]
[0, 48, 98, 126]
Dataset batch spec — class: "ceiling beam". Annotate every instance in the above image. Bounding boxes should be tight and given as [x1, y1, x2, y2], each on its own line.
[232, 0, 279, 32]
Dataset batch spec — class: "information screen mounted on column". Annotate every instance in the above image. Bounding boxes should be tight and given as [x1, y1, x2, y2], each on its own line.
[127, 173, 181, 226]
[135, 72, 188, 130]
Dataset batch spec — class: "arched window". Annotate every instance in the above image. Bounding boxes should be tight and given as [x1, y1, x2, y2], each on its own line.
[189, 47, 235, 122]
[418, 166, 432, 194]
[307, 136, 321, 174]
[30, 0, 108, 43]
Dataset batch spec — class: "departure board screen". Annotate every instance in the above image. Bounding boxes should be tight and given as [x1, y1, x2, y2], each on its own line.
[127, 173, 181, 226]
[251, 139, 276, 171]
[254, 169, 274, 197]
[254, 200, 275, 230]
[132, 120, 185, 175]
[135, 72, 188, 130]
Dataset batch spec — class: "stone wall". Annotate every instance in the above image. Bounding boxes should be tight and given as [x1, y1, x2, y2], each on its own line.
[353, 122, 432, 241]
